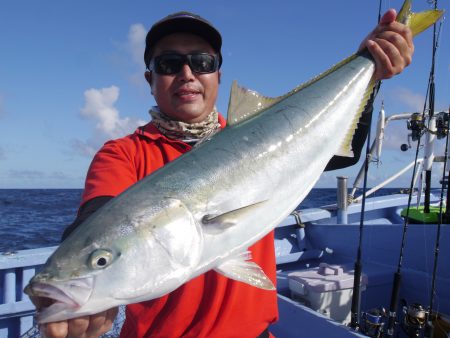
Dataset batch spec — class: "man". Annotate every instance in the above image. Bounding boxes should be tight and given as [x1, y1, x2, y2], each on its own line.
[41, 9, 413, 338]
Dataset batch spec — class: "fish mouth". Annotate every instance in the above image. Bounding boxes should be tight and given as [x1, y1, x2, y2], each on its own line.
[24, 277, 94, 323]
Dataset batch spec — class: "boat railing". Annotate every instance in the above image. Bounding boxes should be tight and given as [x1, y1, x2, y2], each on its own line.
[349, 110, 424, 198]
[351, 158, 424, 203]
[0, 246, 56, 337]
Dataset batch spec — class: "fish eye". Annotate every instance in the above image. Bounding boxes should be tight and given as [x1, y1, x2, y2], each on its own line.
[89, 249, 114, 270]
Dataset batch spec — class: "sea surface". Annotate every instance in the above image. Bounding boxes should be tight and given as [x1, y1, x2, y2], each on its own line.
[0, 188, 401, 253]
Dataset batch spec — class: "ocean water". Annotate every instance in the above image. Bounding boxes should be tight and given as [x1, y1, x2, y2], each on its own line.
[0, 189, 82, 252]
[0, 188, 398, 253]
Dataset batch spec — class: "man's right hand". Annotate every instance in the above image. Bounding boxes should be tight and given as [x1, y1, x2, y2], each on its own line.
[39, 307, 118, 338]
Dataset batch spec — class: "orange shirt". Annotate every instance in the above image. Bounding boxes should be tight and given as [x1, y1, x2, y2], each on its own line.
[81, 115, 278, 338]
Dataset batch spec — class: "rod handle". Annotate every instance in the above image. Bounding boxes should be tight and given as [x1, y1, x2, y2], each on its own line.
[350, 261, 362, 329]
[385, 272, 401, 337]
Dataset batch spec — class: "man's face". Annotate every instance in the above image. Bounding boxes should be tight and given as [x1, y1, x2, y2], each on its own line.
[146, 33, 220, 123]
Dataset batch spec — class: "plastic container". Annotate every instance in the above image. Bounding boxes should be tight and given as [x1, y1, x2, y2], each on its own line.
[288, 263, 368, 324]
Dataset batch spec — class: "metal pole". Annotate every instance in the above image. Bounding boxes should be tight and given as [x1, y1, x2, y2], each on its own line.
[424, 116, 436, 213]
[337, 176, 348, 224]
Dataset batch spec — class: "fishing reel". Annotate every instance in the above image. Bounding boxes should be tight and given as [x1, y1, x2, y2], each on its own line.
[360, 307, 387, 338]
[435, 111, 449, 139]
[407, 113, 426, 141]
[402, 113, 426, 151]
[401, 301, 428, 337]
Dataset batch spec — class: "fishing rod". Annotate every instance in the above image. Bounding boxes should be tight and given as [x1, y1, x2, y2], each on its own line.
[424, 4, 445, 334]
[349, 101, 373, 330]
[400, 110, 446, 337]
[384, 117, 424, 338]
[349, 1, 385, 330]
[446, 112, 450, 220]
[423, 0, 439, 215]
[386, 2, 443, 336]
[423, 107, 448, 338]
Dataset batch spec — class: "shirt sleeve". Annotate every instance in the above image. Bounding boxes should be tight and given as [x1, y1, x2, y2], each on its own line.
[81, 138, 139, 204]
[62, 138, 138, 241]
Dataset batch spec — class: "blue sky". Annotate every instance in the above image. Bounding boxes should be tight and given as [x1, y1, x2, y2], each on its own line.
[0, 0, 449, 189]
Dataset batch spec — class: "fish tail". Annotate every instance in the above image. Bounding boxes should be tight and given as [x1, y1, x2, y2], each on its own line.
[338, 1, 444, 157]
[397, 0, 444, 37]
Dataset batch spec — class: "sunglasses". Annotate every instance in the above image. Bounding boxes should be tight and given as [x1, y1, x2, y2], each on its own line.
[149, 53, 219, 75]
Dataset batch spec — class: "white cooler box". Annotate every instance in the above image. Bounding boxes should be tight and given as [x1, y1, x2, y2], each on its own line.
[288, 263, 368, 324]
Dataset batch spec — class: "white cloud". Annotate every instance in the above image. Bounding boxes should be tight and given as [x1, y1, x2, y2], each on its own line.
[379, 86, 449, 152]
[388, 87, 425, 112]
[125, 23, 149, 94]
[377, 87, 425, 151]
[71, 138, 99, 157]
[8, 170, 45, 180]
[381, 123, 409, 151]
[75, 86, 146, 156]
[74, 23, 150, 158]
[127, 23, 147, 66]
[81, 86, 144, 139]
[5, 170, 71, 188]
[109, 23, 148, 94]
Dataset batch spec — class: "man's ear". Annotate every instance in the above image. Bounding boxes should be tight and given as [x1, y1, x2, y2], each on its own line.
[145, 71, 152, 85]
[145, 71, 154, 95]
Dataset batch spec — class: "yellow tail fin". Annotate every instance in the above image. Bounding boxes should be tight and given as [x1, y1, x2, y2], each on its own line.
[397, 0, 444, 36]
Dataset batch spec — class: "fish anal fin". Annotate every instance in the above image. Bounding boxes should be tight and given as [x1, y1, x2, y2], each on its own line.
[336, 75, 377, 158]
[214, 251, 275, 290]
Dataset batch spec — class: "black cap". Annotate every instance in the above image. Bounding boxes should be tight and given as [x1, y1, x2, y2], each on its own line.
[144, 11, 222, 69]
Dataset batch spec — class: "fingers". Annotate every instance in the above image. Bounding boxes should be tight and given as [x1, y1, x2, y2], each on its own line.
[379, 8, 397, 25]
[68, 316, 90, 337]
[368, 35, 412, 80]
[39, 308, 119, 338]
[370, 20, 414, 51]
[40, 321, 69, 338]
[103, 307, 119, 332]
[85, 308, 118, 337]
[359, 10, 414, 81]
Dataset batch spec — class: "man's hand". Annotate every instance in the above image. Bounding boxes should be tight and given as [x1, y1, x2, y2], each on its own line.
[39, 308, 118, 338]
[359, 9, 414, 81]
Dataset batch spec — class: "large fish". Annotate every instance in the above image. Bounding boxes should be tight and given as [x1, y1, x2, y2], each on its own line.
[25, 0, 442, 323]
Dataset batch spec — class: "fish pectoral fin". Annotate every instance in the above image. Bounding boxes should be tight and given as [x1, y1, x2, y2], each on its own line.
[214, 251, 275, 290]
[201, 200, 268, 234]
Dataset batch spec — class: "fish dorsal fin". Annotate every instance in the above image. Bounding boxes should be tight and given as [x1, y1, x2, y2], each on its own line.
[226, 81, 283, 126]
